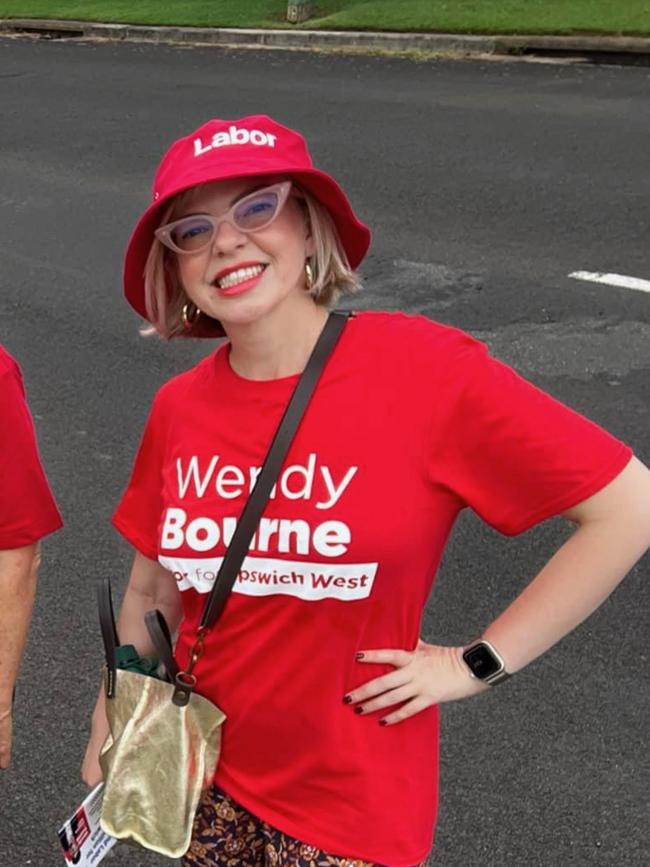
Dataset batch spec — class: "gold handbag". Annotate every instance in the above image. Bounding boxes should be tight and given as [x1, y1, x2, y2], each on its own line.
[99, 667, 225, 856]
[96, 312, 350, 858]
[97, 585, 227, 856]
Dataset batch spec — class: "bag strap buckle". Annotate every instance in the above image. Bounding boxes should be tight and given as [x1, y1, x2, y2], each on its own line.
[172, 627, 207, 706]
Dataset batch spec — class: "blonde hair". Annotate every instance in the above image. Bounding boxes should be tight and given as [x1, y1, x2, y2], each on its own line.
[142, 181, 360, 339]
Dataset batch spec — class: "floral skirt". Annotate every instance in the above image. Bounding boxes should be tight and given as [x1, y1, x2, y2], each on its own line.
[181, 784, 391, 867]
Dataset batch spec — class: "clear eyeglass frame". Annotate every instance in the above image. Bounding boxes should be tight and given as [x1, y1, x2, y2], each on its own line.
[154, 180, 293, 254]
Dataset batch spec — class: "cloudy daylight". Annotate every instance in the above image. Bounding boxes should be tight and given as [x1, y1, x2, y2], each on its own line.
[0, 3, 648, 866]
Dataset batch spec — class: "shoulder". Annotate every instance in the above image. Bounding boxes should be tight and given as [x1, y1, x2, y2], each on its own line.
[350, 310, 479, 348]
[348, 310, 487, 377]
[0, 345, 25, 397]
[148, 348, 220, 417]
[0, 345, 20, 377]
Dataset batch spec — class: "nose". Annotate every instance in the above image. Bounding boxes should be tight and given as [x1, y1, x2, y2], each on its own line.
[210, 217, 246, 254]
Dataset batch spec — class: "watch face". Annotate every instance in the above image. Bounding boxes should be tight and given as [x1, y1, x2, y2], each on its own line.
[463, 644, 502, 680]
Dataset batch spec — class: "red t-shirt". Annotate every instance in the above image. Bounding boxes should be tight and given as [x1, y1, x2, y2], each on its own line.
[0, 346, 63, 549]
[113, 312, 631, 865]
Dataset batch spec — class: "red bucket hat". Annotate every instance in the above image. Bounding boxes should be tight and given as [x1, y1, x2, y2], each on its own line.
[123, 115, 371, 327]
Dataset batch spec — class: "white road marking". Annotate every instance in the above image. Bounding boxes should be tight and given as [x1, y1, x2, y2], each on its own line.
[569, 271, 650, 293]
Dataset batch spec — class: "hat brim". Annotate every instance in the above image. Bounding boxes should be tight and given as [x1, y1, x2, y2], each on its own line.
[123, 167, 371, 334]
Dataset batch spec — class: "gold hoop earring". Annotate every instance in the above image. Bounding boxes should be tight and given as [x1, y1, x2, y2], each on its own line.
[304, 261, 314, 291]
[181, 302, 200, 330]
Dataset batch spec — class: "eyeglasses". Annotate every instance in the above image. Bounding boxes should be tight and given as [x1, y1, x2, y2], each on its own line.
[155, 181, 292, 254]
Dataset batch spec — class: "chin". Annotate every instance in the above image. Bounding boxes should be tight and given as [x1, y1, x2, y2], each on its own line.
[209, 299, 277, 329]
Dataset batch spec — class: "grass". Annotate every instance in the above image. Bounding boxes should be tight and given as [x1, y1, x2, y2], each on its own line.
[0, 1, 649, 36]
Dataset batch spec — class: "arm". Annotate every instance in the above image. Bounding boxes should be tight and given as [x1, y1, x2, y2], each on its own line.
[0, 544, 40, 768]
[482, 456, 650, 672]
[81, 551, 183, 785]
[346, 457, 650, 723]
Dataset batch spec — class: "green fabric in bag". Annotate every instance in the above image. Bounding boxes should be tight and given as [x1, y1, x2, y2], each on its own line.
[115, 644, 160, 678]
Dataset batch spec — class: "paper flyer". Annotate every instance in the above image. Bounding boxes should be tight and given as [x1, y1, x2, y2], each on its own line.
[58, 784, 117, 865]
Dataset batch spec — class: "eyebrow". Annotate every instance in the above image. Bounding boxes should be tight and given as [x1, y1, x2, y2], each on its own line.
[179, 182, 270, 218]
[227, 182, 267, 206]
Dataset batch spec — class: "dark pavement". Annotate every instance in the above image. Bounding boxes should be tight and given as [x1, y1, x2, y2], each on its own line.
[0, 37, 648, 866]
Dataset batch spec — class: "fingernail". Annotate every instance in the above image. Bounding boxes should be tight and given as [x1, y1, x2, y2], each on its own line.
[356, 652, 365, 660]
[342, 695, 353, 704]
[379, 719, 388, 727]
[354, 706, 364, 715]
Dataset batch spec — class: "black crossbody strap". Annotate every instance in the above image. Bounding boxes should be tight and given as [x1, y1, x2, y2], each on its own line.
[199, 311, 350, 630]
[98, 578, 119, 698]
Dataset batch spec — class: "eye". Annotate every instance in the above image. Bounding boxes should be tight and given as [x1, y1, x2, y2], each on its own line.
[246, 200, 272, 214]
[180, 222, 210, 241]
[234, 192, 279, 229]
[171, 217, 213, 250]
[239, 200, 273, 220]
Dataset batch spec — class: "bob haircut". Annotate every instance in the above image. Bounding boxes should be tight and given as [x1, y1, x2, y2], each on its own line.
[142, 181, 360, 339]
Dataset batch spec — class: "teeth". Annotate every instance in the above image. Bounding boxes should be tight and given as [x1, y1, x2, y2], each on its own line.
[217, 265, 265, 289]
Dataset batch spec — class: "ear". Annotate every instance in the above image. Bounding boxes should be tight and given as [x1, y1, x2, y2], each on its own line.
[304, 233, 316, 258]
[297, 198, 316, 257]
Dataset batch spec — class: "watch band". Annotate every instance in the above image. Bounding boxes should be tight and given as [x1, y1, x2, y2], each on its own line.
[484, 667, 511, 686]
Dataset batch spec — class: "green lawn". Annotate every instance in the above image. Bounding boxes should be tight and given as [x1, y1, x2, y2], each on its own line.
[1, 1, 649, 36]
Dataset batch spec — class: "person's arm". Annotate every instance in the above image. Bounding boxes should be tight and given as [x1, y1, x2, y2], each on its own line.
[0, 544, 40, 768]
[81, 550, 183, 786]
[345, 457, 650, 723]
[481, 456, 650, 672]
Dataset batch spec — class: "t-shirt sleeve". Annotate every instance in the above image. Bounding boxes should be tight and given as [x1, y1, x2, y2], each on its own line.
[112, 394, 167, 560]
[0, 364, 63, 548]
[430, 333, 633, 536]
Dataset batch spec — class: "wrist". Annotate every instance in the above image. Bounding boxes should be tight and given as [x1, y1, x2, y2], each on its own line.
[450, 646, 488, 698]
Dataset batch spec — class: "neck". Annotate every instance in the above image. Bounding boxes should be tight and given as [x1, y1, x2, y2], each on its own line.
[225, 298, 329, 381]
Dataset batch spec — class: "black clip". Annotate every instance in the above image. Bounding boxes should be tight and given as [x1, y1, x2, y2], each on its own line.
[172, 672, 196, 707]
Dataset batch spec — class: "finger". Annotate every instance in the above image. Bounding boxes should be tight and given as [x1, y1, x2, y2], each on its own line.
[344, 669, 411, 704]
[354, 684, 417, 715]
[356, 649, 414, 667]
[379, 695, 434, 726]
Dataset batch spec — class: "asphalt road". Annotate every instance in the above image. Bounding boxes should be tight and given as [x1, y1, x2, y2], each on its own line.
[0, 36, 648, 867]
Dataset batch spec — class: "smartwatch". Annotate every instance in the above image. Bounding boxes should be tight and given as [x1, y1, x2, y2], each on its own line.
[462, 640, 510, 686]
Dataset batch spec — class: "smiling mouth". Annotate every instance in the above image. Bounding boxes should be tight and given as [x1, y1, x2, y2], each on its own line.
[214, 264, 267, 291]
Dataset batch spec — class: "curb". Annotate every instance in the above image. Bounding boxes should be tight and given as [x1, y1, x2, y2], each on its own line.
[1, 18, 649, 59]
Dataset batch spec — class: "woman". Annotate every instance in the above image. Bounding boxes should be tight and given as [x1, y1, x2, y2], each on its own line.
[0, 346, 62, 770]
[82, 115, 650, 866]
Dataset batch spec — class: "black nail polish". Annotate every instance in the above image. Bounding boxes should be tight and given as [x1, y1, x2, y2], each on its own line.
[356, 652, 365, 660]
[379, 719, 388, 727]
[354, 706, 364, 715]
[342, 695, 352, 704]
